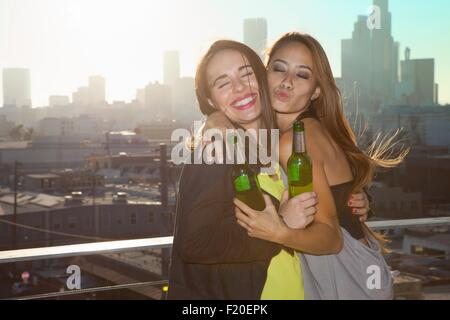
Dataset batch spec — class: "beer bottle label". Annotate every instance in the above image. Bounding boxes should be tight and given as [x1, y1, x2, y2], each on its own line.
[234, 175, 251, 192]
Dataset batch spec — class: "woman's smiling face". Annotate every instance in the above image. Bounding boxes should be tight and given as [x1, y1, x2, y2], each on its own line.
[267, 41, 320, 115]
[206, 49, 262, 126]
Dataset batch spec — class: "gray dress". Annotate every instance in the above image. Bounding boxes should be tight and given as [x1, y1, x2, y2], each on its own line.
[280, 169, 394, 300]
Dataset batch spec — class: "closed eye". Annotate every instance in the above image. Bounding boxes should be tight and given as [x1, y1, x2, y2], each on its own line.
[241, 72, 254, 78]
[273, 67, 286, 73]
[273, 67, 285, 73]
[297, 73, 310, 80]
[218, 82, 231, 89]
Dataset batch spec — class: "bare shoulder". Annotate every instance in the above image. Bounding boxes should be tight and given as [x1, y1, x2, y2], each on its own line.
[279, 118, 332, 166]
[302, 118, 337, 164]
[204, 111, 233, 132]
[279, 129, 292, 170]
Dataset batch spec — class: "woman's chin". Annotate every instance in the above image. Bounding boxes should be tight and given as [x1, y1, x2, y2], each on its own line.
[273, 102, 293, 114]
[273, 102, 305, 115]
[231, 108, 261, 123]
[233, 115, 261, 126]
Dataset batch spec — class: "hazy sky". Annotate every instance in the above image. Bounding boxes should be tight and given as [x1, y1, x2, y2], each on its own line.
[1, 0, 449, 106]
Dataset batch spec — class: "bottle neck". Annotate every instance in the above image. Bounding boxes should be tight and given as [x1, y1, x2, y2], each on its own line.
[233, 141, 247, 166]
[292, 129, 306, 154]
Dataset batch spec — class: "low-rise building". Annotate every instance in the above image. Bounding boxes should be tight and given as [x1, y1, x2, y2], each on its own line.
[0, 191, 172, 251]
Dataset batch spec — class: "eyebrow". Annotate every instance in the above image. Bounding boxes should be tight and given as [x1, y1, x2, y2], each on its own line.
[273, 59, 312, 72]
[212, 64, 253, 87]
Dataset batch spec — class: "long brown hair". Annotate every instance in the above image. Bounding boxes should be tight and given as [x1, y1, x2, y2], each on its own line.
[195, 40, 277, 131]
[266, 32, 409, 248]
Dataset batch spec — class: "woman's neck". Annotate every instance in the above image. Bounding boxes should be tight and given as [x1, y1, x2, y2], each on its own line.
[240, 118, 262, 131]
[276, 112, 302, 133]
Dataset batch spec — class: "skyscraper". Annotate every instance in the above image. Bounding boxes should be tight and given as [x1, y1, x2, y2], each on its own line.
[370, 0, 398, 109]
[341, 0, 399, 114]
[397, 48, 436, 106]
[72, 86, 90, 107]
[434, 84, 439, 104]
[163, 51, 180, 87]
[342, 15, 372, 114]
[49, 95, 70, 108]
[243, 18, 267, 59]
[145, 81, 172, 121]
[136, 88, 146, 106]
[172, 77, 201, 122]
[2, 68, 32, 108]
[88, 75, 106, 105]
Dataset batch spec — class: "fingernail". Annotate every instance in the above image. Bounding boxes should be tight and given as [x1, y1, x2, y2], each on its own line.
[348, 201, 352, 206]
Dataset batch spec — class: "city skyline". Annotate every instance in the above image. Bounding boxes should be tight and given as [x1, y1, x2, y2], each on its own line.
[1, 1, 450, 302]
[1, 0, 449, 107]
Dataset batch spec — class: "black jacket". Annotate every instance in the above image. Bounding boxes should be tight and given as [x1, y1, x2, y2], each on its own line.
[167, 161, 281, 300]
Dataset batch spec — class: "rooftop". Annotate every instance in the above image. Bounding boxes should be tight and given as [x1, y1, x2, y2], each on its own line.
[1, 218, 450, 300]
[0, 191, 163, 216]
[0, 141, 29, 150]
[25, 173, 61, 179]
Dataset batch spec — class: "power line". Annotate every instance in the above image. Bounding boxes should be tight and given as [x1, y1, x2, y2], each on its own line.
[0, 217, 112, 242]
[15, 280, 168, 300]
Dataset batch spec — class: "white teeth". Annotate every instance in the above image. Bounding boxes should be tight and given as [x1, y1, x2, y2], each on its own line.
[234, 95, 255, 107]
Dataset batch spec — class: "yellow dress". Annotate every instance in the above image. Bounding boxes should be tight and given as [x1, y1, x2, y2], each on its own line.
[258, 164, 304, 300]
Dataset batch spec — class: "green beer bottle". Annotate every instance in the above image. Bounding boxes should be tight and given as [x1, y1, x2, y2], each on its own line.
[232, 164, 266, 211]
[288, 120, 313, 198]
[231, 136, 266, 211]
